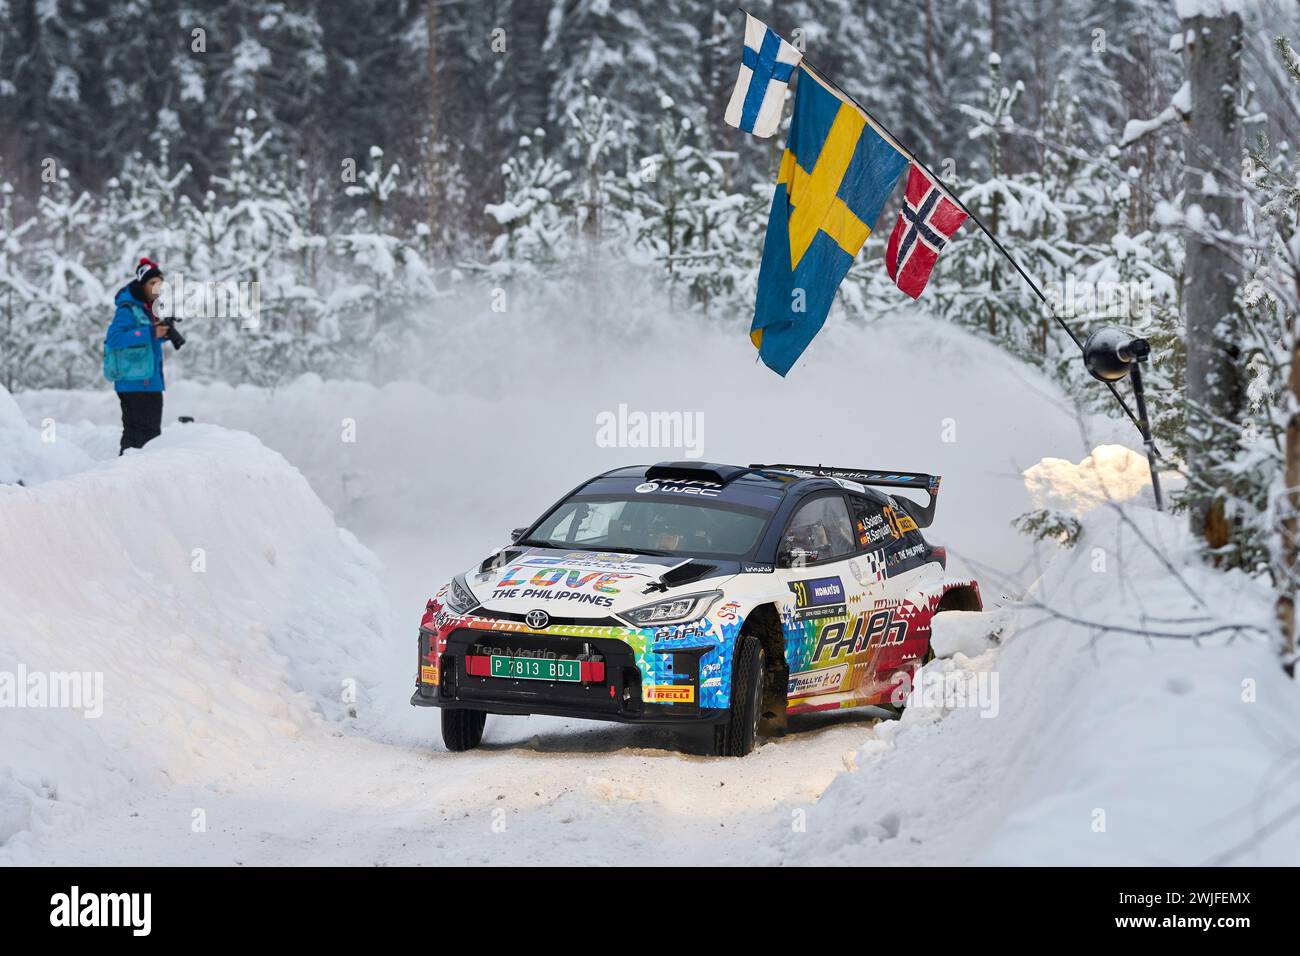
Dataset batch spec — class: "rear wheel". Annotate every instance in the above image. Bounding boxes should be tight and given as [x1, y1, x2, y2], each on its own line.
[441, 708, 487, 751]
[714, 636, 765, 757]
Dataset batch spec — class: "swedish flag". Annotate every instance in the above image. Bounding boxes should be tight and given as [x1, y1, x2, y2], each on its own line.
[750, 68, 908, 376]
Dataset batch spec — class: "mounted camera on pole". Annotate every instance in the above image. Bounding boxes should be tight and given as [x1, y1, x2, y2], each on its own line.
[1083, 327, 1164, 511]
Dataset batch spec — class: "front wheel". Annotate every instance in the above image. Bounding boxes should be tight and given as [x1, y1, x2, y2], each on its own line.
[441, 707, 487, 751]
[714, 636, 765, 757]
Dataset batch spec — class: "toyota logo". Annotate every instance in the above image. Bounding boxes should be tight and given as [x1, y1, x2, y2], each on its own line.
[525, 609, 550, 630]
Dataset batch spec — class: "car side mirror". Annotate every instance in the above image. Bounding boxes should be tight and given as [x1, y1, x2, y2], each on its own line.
[510, 527, 528, 543]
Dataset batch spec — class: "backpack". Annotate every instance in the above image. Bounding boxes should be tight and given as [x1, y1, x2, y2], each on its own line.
[103, 303, 156, 383]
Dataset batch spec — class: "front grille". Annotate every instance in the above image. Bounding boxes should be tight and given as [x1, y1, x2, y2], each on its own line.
[440, 627, 642, 716]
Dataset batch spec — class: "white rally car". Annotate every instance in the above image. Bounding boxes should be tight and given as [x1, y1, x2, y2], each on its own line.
[412, 461, 981, 756]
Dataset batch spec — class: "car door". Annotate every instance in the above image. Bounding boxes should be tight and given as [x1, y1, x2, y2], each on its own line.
[843, 492, 934, 705]
[840, 492, 911, 703]
[773, 492, 866, 707]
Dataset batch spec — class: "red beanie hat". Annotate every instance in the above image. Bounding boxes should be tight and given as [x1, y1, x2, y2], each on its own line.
[134, 257, 163, 284]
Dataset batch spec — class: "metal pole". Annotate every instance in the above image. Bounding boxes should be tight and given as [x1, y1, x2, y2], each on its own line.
[1128, 360, 1164, 511]
[734, 7, 1158, 453]
[796, 59, 1157, 453]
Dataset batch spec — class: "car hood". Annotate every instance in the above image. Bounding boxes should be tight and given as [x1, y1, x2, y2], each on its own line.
[462, 547, 743, 619]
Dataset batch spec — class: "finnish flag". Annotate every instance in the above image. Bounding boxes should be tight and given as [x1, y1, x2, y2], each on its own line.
[724, 14, 803, 138]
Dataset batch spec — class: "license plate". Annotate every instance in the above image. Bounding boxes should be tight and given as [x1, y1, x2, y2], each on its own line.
[490, 656, 581, 682]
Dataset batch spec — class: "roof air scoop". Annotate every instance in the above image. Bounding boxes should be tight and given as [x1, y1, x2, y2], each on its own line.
[644, 462, 752, 485]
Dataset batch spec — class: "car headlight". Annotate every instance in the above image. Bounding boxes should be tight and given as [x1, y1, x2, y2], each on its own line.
[443, 574, 480, 614]
[622, 590, 723, 627]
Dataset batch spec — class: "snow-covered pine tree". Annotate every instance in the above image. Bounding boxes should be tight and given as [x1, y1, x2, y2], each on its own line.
[565, 84, 621, 246]
[626, 95, 738, 312]
[185, 115, 295, 387]
[940, 54, 1072, 360]
[483, 130, 575, 282]
[335, 144, 437, 381]
[31, 168, 104, 388]
[1244, 36, 1300, 671]
[543, 0, 706, 141]
[0, 172, 36, 392]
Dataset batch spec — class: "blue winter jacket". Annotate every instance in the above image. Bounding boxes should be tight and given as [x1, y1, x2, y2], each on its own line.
[105, 284, 165, 393]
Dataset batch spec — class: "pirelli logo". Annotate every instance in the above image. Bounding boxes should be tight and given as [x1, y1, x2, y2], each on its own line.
[645, 684, 695, 704]
[420, 665, 439, 685]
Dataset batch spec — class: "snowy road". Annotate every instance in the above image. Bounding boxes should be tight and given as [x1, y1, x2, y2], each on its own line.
[24, 528, 891, 866]
[31, 705, 885, 867]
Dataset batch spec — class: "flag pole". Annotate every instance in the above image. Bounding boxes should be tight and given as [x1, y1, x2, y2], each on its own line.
[734, 8, 1158, 452]
[798, 59, 1156, 451]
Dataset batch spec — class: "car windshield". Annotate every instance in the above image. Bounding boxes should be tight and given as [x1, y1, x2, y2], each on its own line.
[527, 495, 770, 558]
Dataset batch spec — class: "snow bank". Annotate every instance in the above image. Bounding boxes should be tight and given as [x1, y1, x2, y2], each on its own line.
[0, 384, 93, 486]
[762, 502, 1300, 866]
[1023, 443, 1154, 515]
[0, 425, 389, 857]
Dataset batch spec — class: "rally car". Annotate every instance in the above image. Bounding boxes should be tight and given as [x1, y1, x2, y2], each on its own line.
[411, 461, 982, 756]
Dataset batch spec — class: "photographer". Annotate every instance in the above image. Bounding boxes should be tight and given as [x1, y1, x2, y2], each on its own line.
[103, 257, 183, 454]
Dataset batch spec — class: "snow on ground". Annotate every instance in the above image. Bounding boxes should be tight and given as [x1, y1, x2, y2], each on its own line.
[765, 503, 1299, 866]
[0, 422, 392, 856]
[5, 311, 1298, 865]
[1023, 443, 1160, 513]
[0, 382, 92, 486]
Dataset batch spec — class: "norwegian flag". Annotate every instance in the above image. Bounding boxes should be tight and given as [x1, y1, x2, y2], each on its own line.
[885, 165, 968, 299]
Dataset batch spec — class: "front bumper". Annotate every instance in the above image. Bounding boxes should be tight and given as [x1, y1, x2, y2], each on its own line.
[411, 626, 727, 725]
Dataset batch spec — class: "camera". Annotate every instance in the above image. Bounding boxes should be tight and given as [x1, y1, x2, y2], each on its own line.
[159, 315, 186, 349]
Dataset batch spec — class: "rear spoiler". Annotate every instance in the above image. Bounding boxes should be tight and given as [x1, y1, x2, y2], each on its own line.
[750, 463, 942, 528]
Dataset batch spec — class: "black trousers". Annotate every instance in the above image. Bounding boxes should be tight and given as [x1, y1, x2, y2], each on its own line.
[118, 391, 163, 454]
